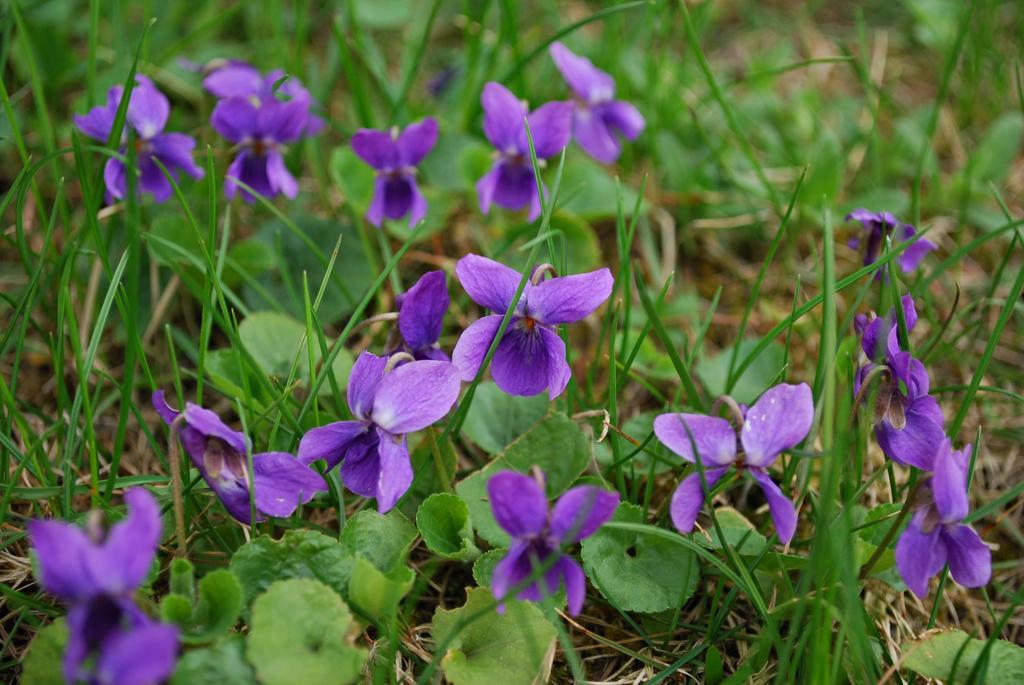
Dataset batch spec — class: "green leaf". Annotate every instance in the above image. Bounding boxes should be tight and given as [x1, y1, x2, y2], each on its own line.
[161, 594, 194, 625]
[347, 556, 416, 624]
[461, 382, 549, 455]
[472, 548, 507, 587]
[22, 619, 68, 685]
[229, 529, 354, 605]
[245, 216, 374, 324]
[431, 587, 557, 685]
[455, 463, 509, 547]
[238, 311, 353, 393]
[697, 339, 786, 405]
[694, 507, 767, 556]
[171, 636, 257, 685]
[329, 146, 375, 215]
[416, 492, 480, 561]
[581, 503, 700, 613]
[202, 349, 250, 398]
[967, 112, 1024, 184]
[497, 211, 602, 275]
[502, 413, 592, 495]
[557, 155, 638, 219]
[247, 579, 367, 685]
[180, 569, 244, 643]
[902, 629, 1024, 683]
[340, 508, 417, 572]
[223, 239, 275, 288]
[420, 132, 491, 191]
[169, 557, 195, 597]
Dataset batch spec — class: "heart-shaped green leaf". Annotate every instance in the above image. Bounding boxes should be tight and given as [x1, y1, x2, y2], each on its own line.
[902, 629, 1024, 683]
[229, 529, 354, 605]
[431, 587, 556, 685]
[416, 492, 479, 561]
[247, 579, 367, 685]
[581, 502, 699, 613]
[171, 636, 257, 685]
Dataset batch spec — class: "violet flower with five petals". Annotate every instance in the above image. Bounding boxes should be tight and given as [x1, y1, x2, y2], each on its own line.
[351, 118, 438, 228]
[549, 42, 645, 163]
[854, 296, 945, 470]
[74, 75, 204, 203]
[846, 209, 936, 274]
[895, 439, 991, 597]
[476, 82, 573, 221]
[392, 270, 450, 361]
[153, 391, 327, 523]
[451, 254, 613, 399]
[488, 471, 619, 616]
[203, 60, 324, 135]
[298, 352, 462, 512]
[653, 383, 814, 544]
[28, 489, 179, 685]
[210, 95, 311, 202]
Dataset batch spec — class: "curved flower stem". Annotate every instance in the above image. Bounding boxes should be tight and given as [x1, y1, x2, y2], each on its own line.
[167, 414, 189, 558]
[347, 311, 399, 337]
[858, 475, 920, 580]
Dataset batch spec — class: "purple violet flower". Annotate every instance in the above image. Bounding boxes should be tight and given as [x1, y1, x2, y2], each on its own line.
[487, 471, 619, 616]
[451, 254, 613, 399]
[210, 94, 312, 202]
[351, 118, 438, 228]
[74, 75, 204, 203]
[653, 383, 814, 544]
[854, 296, 945, 470]
[846, 209, 936, 274]
[393, 270, 450, 361]
[476, 82, 573, 221]
[153, 391, 327, 523]
[203, 60, 324, 135]
[549, 42, 645, 163]
[895, 439, 991, 598]
[298, 352, 462, 512]
[27, 489, 179, 685]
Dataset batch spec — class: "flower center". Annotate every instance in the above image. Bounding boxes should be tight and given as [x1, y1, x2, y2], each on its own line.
[874, 375, 907, 430]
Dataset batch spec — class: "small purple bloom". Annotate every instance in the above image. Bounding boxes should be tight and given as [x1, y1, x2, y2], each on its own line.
[476, 82, 573, 221]
[74, 75, 204, 203]
[895, 440, 991, 597]
[394, 270, 450, 361]
[298, 352, 462, 512]
[210, 94, 312, 202]
[28, 489, 179, 685]
[846, 209, 936, 274]
[487, 471, 618, 616]
[351, 118, 438, 228]
[854, 296, 945, 470]
[153, 391, 327, 523]
[549, 42, 645, 163]
[654, 383, 814, 544]
[203, 60, 324, 136]
[451, 254, 613, 399]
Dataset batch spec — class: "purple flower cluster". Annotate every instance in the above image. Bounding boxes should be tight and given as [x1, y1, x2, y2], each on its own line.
[153, 391, 327, 523]
[74, 76, 204, 203]
[28, 489, 178, 685]
[654, 383, 813, 544]
[205, 61, 323, 201]
[488, 471, 619, 616]
[78, 44, 643, 219]
[854, 295, 944, 470]
[854, 294, 991, 595]
[846, 209, 936, 275]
